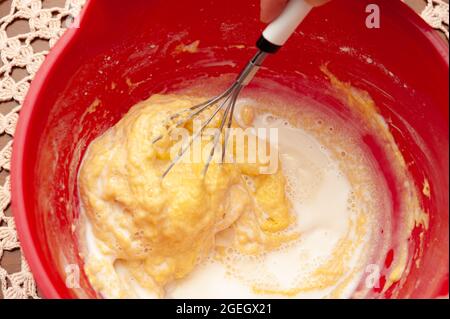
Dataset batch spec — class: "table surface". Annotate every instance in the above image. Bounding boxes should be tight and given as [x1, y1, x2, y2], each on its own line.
[0, 0, 448, 299]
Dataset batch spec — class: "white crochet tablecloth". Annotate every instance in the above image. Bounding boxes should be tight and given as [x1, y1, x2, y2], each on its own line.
[0, 0, 448, 299]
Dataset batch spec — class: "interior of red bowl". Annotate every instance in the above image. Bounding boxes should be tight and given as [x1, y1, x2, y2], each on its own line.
[11, 0, 449, 298]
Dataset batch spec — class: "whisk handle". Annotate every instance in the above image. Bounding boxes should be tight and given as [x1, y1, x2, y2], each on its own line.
[257, 0, 313, 53]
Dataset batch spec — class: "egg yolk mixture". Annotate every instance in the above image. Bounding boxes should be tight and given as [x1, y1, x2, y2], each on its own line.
[79, 94, 300, 298]
[78, 75, 427, 299]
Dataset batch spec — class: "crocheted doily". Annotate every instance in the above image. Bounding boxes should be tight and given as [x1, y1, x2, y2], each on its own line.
[0, 0, 85, 299]
[421, 0, 449, 39]
[0, 0, 448, 299]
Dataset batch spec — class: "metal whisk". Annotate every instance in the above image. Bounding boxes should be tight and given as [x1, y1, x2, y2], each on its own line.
[156, 0, 313, 178]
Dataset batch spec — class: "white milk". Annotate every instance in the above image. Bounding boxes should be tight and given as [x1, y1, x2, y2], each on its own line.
[163, 108, 368, 299]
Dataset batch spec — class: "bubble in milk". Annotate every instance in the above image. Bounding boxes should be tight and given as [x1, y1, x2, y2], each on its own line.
[260, 113, 279, 127]
[242, 174, 256, 192]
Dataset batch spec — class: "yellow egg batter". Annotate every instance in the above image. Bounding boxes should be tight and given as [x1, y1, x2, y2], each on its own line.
[79, 94, 297, 298]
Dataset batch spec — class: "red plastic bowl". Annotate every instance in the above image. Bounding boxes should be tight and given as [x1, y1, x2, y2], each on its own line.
[11, 0, 449, 298]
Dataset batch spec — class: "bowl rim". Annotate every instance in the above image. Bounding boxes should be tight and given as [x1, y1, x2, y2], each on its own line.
[10, 0, 449, 299]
